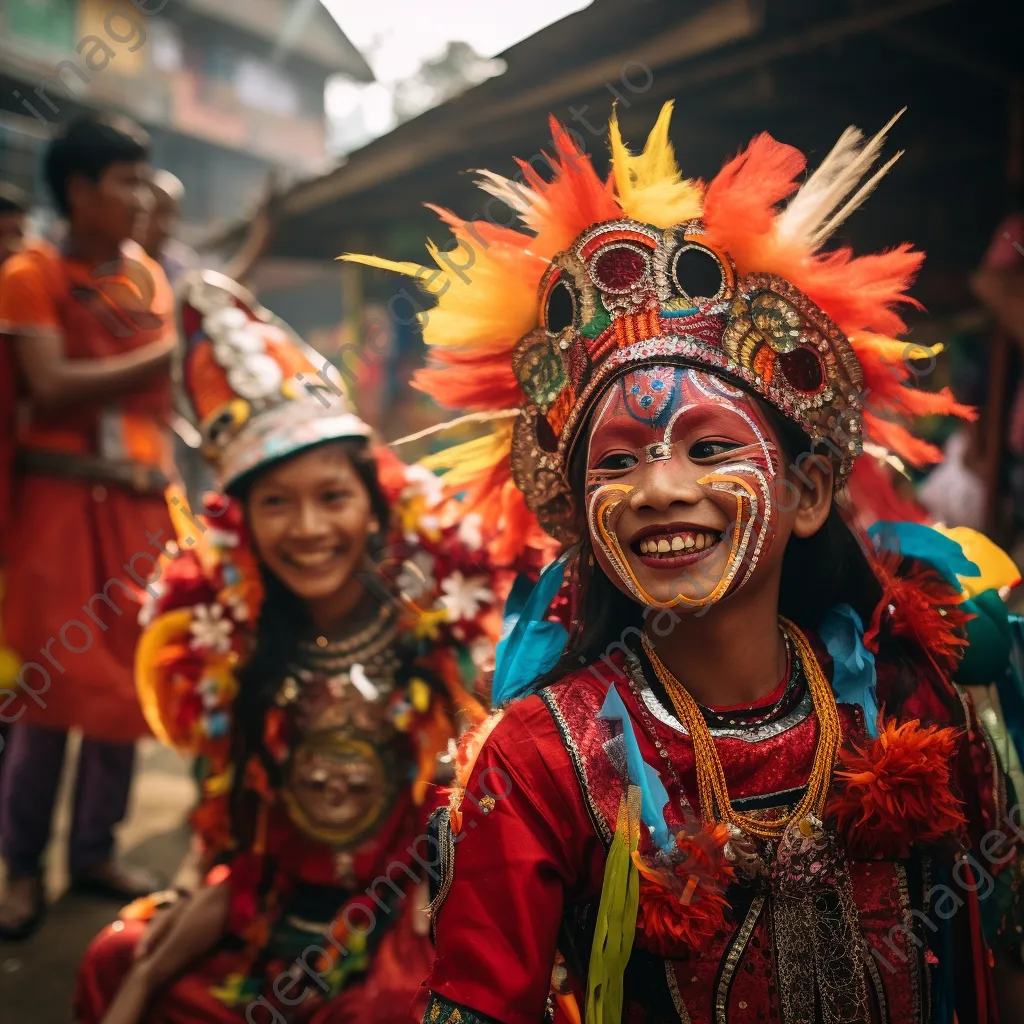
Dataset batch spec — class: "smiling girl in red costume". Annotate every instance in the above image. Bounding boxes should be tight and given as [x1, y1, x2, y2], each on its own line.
[345, 106, 1024, 1022]
[73, 271, 509, 1024]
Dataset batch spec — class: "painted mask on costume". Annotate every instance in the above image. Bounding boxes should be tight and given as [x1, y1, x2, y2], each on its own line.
[585, 365, 783, 610]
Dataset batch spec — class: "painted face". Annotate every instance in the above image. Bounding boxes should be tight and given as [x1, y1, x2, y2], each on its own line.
[585, 365, 786, 611]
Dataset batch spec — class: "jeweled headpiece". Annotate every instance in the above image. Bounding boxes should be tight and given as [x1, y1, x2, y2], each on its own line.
[345, 104, 971, 556]
[177, 270, 371, 489]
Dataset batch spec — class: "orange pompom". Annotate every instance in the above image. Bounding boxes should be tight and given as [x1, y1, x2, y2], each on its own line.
[829, 718, 966, 859]
[632, 823, 735, 956]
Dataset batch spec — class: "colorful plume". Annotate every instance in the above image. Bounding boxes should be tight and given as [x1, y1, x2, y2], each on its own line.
[344, 104, 966, 561]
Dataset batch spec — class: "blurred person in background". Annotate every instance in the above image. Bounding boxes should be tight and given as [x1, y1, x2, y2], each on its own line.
[136, 168, 280, 292]
[0, 114, 177, 940]
[134, 170, 198, 289]
[0, 183, 29, 269]
[972, 206, 1024, 551]
[134, 168, 281, 511]
[0, 182, 31, 784]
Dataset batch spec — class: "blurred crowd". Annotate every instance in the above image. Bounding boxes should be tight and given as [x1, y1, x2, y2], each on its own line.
[0, 113, 280, 943]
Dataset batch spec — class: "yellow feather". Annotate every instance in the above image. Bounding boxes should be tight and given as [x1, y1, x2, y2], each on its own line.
[850, 334, 943, 363]
[419, 423, 512, 488]
[609, 101, 703, 228]
[419, 235, 544, 350]
[338, 252, 430, 281]
[932, 527, 1022, 598]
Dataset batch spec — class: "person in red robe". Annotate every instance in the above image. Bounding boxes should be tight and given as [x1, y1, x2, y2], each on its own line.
[346, 105, 1024, 1022]
[0, 114, 176, 940]
[73, 270, 507, 1024]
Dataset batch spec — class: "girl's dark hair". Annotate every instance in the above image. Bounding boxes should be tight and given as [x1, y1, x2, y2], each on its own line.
[225, 437, 390, 847]
[44, 114, 149, 216]
[547, 391, 883, 678]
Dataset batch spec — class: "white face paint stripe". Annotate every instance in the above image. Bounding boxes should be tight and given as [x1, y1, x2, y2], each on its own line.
[586, 385, 624, 469]
[663, 403, 695, 446]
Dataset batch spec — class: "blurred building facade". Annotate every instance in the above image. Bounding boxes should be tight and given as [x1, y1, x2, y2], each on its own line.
[0, 0, 371, 242]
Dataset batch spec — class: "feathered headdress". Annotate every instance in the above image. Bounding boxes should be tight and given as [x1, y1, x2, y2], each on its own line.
[177, 270, 371, 490]
[344, 102, 972, 560]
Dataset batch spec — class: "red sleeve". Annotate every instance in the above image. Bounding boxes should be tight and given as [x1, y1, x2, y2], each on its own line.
[426, 694, 604, 1024]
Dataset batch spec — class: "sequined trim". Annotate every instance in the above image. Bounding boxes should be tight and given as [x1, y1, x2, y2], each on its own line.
[423, 994, 495, 1023]
[863, 952, 889, 1024]
[625, 652, 813, 743]
[715, 895, 766, 1024]
[539, 689, 614, 845]
[425, 806, 456, 942]
[895, 863, 923, 1023]
[665, 961, 694, 1023]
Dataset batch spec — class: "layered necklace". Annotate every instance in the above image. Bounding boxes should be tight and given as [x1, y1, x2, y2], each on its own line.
[278, 603, 401, 705]
[641, 618, 841, 841]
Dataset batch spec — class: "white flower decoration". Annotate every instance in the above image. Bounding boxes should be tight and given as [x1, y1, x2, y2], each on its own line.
[401, 464, 445, 508]
[203, 305, 249, 339]
[439, 571, 493, 622]
[189, 604, 233, 653]
[457, 513, 483, 552]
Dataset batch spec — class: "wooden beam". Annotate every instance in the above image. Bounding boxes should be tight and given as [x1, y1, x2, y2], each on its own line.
[284, 0, 762, 217]
[283, 0, 954, 219]
[879, 27, 1020, 86]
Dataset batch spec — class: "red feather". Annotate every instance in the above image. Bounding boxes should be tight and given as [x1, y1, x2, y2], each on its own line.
[829, 718, 966, 860]
[863, 411, 944, 468]
[413, 350, 525, 411]
[863, 551, 969, 675]
[702, 133, 805, 238]
[517, 115, 621, 257]
[845, 457, 929, 531]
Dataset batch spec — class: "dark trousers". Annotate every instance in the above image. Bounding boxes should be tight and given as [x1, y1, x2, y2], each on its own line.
[0, 722, 135, 878]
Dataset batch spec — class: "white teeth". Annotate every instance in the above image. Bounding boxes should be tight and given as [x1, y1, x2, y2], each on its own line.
[290, 551, 334, 567]
[638, 531, 719, 556]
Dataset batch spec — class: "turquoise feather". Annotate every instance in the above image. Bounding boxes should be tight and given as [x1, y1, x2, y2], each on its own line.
[598, 683, 672, 850]
[491, 553, 570, 707]
[820, 603, 879, 738]
[868, 521, 979, 592]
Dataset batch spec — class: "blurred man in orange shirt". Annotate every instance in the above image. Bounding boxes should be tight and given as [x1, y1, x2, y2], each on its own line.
[0, 115, 177, 939]
[0, 184, 28, 269]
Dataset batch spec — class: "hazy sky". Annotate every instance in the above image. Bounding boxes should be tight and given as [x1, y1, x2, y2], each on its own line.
[323, 0, 593, 79]
[321, 0, 593, 151]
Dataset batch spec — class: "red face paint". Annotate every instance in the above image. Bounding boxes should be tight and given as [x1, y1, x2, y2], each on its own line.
[585, 366, 783, 610]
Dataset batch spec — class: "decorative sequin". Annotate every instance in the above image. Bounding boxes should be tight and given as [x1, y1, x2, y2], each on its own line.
[591, 244, 649, 292]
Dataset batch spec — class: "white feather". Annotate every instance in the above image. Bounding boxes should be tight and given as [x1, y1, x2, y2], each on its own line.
[777, 108, 907, 251]
[473, 169, 538, 217]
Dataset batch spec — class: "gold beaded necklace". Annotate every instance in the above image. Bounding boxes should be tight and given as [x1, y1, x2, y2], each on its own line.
[641, 618, 841, 841]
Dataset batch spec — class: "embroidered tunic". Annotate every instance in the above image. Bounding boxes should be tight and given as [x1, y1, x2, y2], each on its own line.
[424, 645, 1022, 1024]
